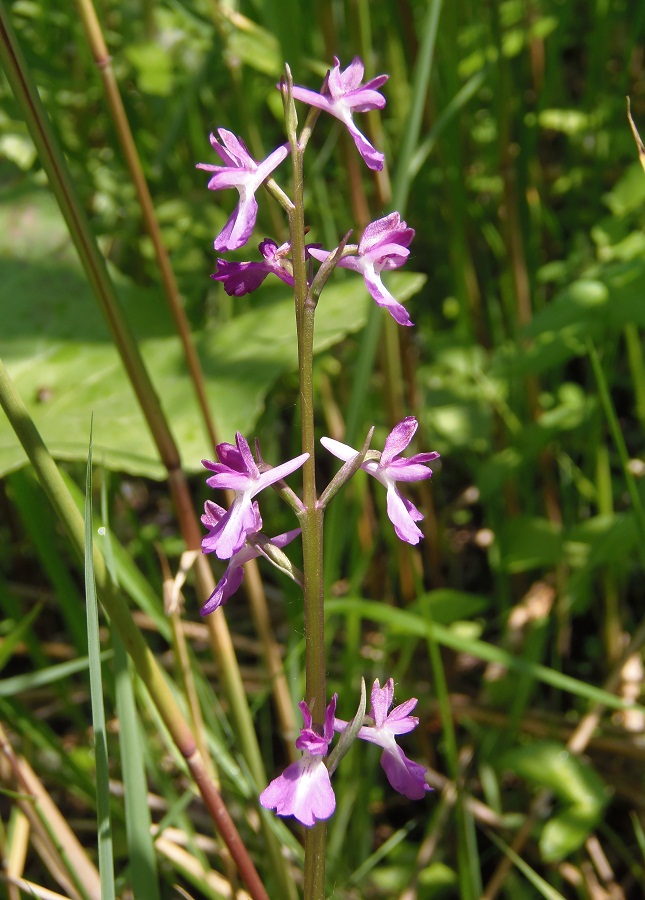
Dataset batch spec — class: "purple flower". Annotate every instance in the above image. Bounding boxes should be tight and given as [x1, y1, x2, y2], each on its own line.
[200, 500, 301, 615]
[321, 416, 439, 545]
[196, 130, 289, 251]
[260, 695, 337, 827]
[202, 433, 308, 560]
[211, 239, 295, 297]
[291, 56, 388, 171]
[335, 679, 430, 801]
[308, 213, 415, 326]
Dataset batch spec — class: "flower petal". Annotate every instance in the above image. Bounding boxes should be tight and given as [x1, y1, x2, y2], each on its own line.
[362, 266, 413, 326]
[213, 129, 255, 167]
[369, 678, 394, 728]
[253, 143, 290, 183]
[380, 417, 417, 465]
[206, 494, 259, 559]
[214, 194, 258, 252]
[212, 260, 271, 296]
[386, 484, 424, 544]
[320, 436, 359, 463]
[343, 119, 385, 171]
[290, 85, 334, 114]
[200, 561, 246, 616]
[332, 56, 365, 94]
[253, 452, 310, 495]
[380, 746, 430, 800]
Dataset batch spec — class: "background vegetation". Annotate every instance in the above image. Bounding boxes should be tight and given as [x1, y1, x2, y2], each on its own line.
[2, 0, 645, 897]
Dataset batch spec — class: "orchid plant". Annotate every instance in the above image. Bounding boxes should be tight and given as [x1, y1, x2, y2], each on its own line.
[197, 56, 439, 897]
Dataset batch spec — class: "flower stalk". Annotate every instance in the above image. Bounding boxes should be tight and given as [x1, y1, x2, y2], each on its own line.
[281, 69, 329, 898]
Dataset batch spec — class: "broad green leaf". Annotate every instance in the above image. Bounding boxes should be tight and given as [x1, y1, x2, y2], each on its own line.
[494, 261, 645, 381]
[223, 12, 283, 76]
[415, 589, 490, 625]
[603, 161, 645, 216]
[495, 516, 563, 573]
[499, 742, 608, 862]
[124, 42, 174, 96]
[0, 187, 425, 478]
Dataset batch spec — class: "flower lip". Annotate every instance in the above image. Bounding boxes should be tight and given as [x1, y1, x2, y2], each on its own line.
[259, 694, 338, 827]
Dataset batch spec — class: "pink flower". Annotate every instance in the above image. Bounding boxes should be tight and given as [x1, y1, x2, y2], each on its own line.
[202, 433, 308, 560]
[211, 239, 295, 296]
[210, 239, 321, 297]
[321, 417, 439, 545]
[260, 695, 337, 827]
[335, 679, 430, 801]
[197, 130, 288, 251]
[291, 57, 388, 171]
[200, 500, 301, 615]
[308, 213, 415, 326]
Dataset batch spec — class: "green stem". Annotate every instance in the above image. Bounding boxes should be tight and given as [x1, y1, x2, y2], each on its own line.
[625, 323, 645, 431]
[285, 78, 327, 899]
[588, 339, 645, 559]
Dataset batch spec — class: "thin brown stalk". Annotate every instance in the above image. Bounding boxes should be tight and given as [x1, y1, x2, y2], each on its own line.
[74, 0, 220, 452]
[162, 549, 219, 786]
[74, 0, 297, 759]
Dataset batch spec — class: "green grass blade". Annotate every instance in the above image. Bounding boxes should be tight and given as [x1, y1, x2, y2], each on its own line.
[485, 829, 566, 900]
[0, 652, 112, 697]
[424, 601, 480, 899]
[84, 425, 115, 900]
[391, 0, 444, 212]
[59, 470, 171, 641]
[8, 468, 87, 652]
[112, 631, 161, 899]
[326, 598, 645, 715]
[587, 339, 645, 557]
[100, 472, 161, 900]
